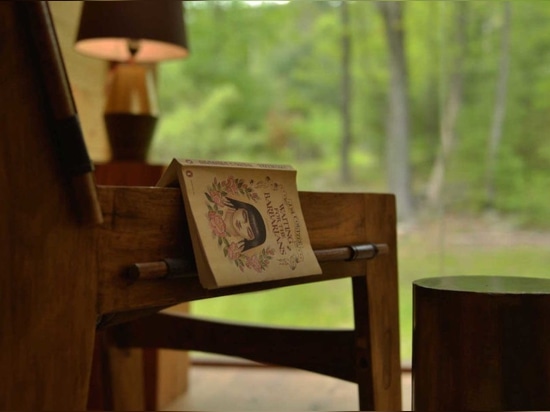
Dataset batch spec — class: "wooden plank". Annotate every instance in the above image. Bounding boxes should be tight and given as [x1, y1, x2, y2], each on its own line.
[115, 312, 357, 381]
[95, 187, 395, 315]
[93, 162, 189, 411]
[355, 193, 402, 410]
[106, 345, 146, 410]
[94, 162, 165, 186]
[0, 3, 97, 410]
[154, 303, 191, 410]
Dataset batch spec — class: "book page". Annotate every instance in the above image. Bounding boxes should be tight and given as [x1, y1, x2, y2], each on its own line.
[180, 159, 322, 288]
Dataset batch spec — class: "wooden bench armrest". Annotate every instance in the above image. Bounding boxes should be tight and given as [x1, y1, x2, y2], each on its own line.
[96, 186, 397, 316]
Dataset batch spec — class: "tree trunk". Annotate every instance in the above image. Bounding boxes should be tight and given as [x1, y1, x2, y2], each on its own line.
[484, 1, 511, 209]
[340, 0, 352, 183]
[377, 1, 414, 222]
[425, 2, 468, 208]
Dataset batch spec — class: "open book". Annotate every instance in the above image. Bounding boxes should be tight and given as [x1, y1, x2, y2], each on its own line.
[157, 159, 322, 289]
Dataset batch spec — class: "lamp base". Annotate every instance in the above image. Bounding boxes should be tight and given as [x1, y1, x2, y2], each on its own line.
[104, 113, 157, 161]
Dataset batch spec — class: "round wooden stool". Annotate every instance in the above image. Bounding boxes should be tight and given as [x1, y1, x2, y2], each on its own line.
[412, 276, 550, 411]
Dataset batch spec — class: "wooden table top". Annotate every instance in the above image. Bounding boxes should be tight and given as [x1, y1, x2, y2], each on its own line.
[414, 275, 550, 294]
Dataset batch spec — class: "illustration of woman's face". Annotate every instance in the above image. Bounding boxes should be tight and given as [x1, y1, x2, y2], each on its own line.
[233, 208, 254, 240]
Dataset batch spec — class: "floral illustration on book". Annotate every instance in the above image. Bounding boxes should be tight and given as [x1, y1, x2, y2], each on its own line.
[203, 173, 300, 273]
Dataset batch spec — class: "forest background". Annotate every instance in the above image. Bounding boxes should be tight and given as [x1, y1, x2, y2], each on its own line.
[150, 1, 550, 362]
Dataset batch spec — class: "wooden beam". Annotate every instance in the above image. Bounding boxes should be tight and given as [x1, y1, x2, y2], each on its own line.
[95, 187, 396, 315]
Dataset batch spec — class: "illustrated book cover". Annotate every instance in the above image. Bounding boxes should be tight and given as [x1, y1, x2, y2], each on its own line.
[157, 158, 322, 289]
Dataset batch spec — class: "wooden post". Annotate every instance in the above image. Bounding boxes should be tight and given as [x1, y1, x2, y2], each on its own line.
[0, 3, 98, 409]
[352, 194, 401, 411]
[93, 162, 189, 411]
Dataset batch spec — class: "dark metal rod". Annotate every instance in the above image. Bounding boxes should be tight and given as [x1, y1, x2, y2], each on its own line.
[127, 243, 388, 281]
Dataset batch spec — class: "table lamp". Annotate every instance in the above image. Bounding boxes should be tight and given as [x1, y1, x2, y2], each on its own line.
[75, 1, 189, 161]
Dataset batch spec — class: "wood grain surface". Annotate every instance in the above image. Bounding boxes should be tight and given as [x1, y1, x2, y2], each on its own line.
[413, 276, 550, 411]
[0, 3, 97, 410]
[95, 188, 397, 314]
[94, 186, 401, 410]
[92, 162, 189, 411]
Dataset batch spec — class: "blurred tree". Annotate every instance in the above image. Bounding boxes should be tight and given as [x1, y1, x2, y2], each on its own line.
[377, 1, 414, 221]
[152, 1, 550, 227]
[340, 0, 352, 183]
[425, 2, 468, 208]
[484, 1, 511, 209]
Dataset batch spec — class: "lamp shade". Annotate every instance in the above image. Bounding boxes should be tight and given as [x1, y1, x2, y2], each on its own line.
[75, 1, 188, 62]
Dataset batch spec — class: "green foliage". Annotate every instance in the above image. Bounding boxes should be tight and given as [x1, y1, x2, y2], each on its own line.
[153, 1, 550, 227]
[151, 1, 550, 362]
[151, 83, 268, 161]
[290, 108, 340, 159]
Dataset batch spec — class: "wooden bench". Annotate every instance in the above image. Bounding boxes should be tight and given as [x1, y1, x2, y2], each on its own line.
[0, 3, 401, 410]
